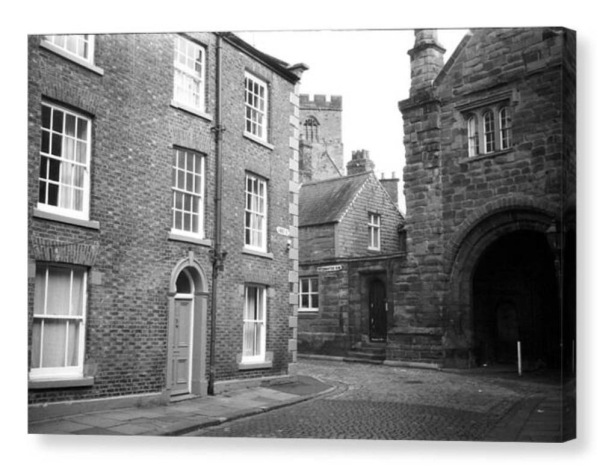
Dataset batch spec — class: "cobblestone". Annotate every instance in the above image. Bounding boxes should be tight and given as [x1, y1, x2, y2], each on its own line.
[192, 359, 565, 441]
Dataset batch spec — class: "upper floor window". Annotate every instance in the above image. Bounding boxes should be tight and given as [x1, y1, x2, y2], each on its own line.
[464, 105, 513, 157]
[172, 149, 205, 237]
[499, 107, 512, 150]
[467, 116, 479, 157]
[38, 102, 91, 220]
[299, 277, 319, 312]
[173, 36, 206, 112]
[244, 72, 268, 141]
[368, 213, 381, 251]
[245, 174, 267, 252]
[303, 116, 320, 142]
[242, 285, 267, 363]
[30, 264, 88, 380]
[44, 35, 95, 64]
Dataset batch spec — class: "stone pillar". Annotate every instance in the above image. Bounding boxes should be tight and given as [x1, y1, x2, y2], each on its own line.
[408, 29, 446, 96]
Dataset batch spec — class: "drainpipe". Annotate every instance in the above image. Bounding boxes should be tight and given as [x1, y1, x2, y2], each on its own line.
[208, 34, 226, 395]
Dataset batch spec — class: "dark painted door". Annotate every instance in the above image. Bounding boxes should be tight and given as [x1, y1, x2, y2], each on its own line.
[369, 280, 387, 342]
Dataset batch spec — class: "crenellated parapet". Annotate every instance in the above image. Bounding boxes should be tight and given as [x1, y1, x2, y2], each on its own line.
[300, 94, 343, 111]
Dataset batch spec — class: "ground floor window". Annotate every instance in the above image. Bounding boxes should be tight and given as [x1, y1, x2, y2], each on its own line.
[30, 264, 87, 380]
[299, 277, 319, 312]
[242, 285, 266, 362]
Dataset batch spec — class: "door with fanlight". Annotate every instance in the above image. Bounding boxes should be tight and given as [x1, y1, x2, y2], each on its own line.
[171, 270, 194, 396]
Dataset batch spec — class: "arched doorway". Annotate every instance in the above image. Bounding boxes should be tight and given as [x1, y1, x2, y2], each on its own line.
[167, 258, 208, 398]
[472, 231, 560, 369]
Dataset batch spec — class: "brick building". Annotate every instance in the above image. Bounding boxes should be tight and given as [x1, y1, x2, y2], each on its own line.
[27, 32, 307, 418]
[394, 28, 576, 371]
[297, 150, 405, 358]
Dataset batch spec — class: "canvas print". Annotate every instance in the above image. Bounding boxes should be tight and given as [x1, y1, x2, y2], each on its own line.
[27, 27, 576, 442]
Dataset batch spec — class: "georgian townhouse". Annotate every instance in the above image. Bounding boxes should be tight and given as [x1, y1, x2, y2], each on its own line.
[28, 32, 306, 419]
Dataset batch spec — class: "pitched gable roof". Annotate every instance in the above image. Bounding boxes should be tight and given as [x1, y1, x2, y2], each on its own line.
[299, 172, 371, 227]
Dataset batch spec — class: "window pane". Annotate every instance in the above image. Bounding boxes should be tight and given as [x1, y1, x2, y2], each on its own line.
[66, 320, 80, 366]
[176, 271, 192, 294]
[51, 133, 62, 157]
[31, 320, 42, 368]
[76, 141, 87, 163]
[47, 158, 60, 182]
[65, 114, 76, 137]
[52, 109, 64, 132]
[41, 130, 50, 154]
[42, 105, 51, 129]
[41, 319, 67, 367]
[46, 266, 71, 316]
[48, 183, 59, 206]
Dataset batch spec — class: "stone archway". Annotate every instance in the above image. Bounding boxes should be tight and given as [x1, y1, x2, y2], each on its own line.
[442, 206, 560, 368]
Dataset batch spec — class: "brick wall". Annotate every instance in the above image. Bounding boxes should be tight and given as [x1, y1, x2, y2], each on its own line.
[28, 32, 299, 405]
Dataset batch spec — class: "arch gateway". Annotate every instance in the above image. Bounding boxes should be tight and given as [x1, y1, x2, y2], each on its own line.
[392, 28, 576, 372]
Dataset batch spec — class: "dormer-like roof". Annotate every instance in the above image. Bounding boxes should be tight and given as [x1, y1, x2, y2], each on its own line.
[299, 172, 372, 227]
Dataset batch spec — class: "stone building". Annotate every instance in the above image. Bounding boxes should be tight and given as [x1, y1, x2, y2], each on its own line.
[394, 28, 576, 371]
[28, 32, 306, 419]
[298, 94, 344, 183]
[297, 150, 405, 358]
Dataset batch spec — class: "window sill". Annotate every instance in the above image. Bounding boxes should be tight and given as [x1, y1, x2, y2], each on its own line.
[368, 247, 381, 252]
[243, 131, 274, 150]
[460, 148, 513, 164]
[168, 231, 212, 247]
[40, 40, 104, 76]
[242, 247, 274, 260]
[170, 100, 213, 122]
[28, 376, 95, 389]
[33, 208, 100, 230]
[237, 360, 273, 371]
[298, 310, 319, 317]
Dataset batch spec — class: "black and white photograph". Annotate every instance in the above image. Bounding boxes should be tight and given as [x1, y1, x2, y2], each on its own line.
[7, 1, 599, 469]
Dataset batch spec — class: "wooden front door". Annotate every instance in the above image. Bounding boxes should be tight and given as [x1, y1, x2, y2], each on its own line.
[171, 297, 193, 395]
[369, 279, 387, 342]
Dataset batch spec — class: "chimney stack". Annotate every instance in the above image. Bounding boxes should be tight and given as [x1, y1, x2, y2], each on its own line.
[346, 149, 375, 175]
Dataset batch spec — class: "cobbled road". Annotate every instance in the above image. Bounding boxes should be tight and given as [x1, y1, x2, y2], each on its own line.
[190, 359, 561, 441]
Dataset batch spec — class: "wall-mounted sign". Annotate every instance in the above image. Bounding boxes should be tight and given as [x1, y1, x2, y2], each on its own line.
[276, 227, 290, 236]
[317, 265, 343, 272]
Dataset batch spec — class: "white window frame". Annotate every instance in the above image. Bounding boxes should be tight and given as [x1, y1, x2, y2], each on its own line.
[242, 285, 267, 363]
[368, 213, 381, 251]
[30, 265, 87, 380]
[299, 277, 319, 312]
[171, 148, 205, 238]
[173, 36, 206, 112]
[244, 173, 268, 252]
[44, 34, 95, 64]
[244, 72, 268, 142]
[38, 102, 92, 220]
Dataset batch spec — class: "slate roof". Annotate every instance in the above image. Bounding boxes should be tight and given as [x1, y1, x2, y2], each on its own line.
[299, 172, 371, 227]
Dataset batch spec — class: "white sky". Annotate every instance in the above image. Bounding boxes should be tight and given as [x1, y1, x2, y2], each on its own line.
[238, 29, 468, 212]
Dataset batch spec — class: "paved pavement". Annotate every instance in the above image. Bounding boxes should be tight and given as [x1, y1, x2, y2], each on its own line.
[28, 358, 575, 441]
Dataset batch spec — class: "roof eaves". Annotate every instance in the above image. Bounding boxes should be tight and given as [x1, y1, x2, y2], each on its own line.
[218, 32, 307, 83]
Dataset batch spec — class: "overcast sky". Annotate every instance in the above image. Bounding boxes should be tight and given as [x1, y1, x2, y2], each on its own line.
[238, 29, 468, 212]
